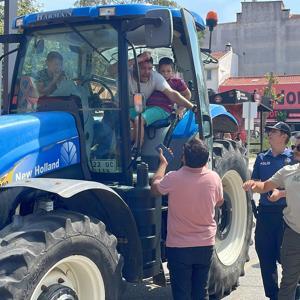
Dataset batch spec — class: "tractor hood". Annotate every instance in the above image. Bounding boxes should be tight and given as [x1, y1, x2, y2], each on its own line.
[0, 112, 80, 186]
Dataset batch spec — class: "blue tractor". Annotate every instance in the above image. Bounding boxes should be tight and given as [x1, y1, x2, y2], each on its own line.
[0, 4, 252, 299]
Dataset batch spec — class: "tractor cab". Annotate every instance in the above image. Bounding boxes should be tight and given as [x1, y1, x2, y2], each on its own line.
[1, 5, 213, 185]
[0, 6, 253, 299]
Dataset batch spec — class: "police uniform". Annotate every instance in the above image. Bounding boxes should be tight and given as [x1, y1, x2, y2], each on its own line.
[252, 148, 294, 300]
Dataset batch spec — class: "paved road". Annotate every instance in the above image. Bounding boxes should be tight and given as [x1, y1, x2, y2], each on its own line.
[121, 228, 273, 300]
[121, 158, 274, 299]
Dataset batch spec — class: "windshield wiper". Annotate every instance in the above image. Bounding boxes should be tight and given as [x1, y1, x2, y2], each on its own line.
[67, 23, 108, 62]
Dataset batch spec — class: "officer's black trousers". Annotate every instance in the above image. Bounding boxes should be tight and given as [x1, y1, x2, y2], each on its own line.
[255, 206, 285, 300]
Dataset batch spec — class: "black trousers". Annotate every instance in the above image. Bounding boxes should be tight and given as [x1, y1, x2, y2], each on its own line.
[167, 246, 214, 300]
[255, 206, 285, 300]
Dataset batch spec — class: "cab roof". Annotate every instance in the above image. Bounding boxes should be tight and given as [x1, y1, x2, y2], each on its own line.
[14, 4, 205, 30]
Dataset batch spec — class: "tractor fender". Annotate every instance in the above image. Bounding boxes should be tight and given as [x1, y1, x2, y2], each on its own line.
[172, 104, 238, 140]
[1, 178, 143, 282]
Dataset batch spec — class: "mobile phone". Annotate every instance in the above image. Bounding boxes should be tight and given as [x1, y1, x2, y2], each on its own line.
[155, 143, 174, 163]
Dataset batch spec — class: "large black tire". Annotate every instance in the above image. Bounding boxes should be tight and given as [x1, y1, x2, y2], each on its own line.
[0, 210, 123, 300]
[209, 140, 252, 298]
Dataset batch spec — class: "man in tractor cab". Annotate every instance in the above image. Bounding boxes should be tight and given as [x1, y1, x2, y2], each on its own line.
[36, 51, 67, 97]
[127, 51, 196, 150]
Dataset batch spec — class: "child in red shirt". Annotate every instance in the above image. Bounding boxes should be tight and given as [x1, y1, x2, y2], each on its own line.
[146, 57, 191, 118]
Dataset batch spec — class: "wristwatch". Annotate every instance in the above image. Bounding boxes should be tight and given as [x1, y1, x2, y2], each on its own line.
[191, 105, 197, 113]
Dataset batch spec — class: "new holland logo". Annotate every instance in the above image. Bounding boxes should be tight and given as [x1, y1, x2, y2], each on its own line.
[60, 141, 77, 166]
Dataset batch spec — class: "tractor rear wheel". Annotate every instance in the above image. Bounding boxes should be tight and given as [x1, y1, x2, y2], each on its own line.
[0, 210, 123, 300]
[209, 140, 252, 298]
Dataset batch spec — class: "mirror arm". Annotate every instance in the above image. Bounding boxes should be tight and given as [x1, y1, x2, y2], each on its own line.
[200, 48, 211, 54]
[122, 17, 162, 32]
[203, 115, 213, 138]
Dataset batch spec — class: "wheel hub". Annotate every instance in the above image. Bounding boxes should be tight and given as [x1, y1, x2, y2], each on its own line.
[38, 284, 78, 300]
[216, 192, 232, 240]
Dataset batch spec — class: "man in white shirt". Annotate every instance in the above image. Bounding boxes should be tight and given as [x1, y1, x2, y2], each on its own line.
[128, 52, 195, 150]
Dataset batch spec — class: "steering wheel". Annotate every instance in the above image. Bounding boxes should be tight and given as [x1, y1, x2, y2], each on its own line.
[81, 74, 116, 103]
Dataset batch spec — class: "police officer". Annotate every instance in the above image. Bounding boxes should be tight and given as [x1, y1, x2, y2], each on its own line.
[252, 122, 293, 300]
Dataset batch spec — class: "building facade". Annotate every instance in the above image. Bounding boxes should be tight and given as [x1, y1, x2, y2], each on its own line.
[204, 1, 300, 76]
[219, 75, 300, 127]
[204, 45, 239, 92]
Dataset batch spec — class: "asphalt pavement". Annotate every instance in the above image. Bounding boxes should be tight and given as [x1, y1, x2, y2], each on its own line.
[121, 157, 274, 300]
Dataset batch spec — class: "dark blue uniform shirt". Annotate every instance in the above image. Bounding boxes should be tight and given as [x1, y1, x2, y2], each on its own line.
[251, 148, 293, 206]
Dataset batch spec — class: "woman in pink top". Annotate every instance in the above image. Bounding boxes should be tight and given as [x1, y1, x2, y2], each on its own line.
[152, 138, 223, 300]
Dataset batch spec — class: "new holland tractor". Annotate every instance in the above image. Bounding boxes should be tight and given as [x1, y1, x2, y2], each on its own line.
[0, 4, 252, 299]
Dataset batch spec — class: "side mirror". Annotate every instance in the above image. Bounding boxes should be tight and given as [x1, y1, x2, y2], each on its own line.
[133, 93, 145, 114]
[145, 9, 173, 48]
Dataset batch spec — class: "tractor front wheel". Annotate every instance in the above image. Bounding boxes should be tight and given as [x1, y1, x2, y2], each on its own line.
[209, 140, 252, 298]
[0, 210, 123, 300]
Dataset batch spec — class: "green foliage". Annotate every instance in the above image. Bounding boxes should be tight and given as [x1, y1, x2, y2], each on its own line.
[276, 110, 288, 122]
[18, 0, 42, 16]
[263, 72, 288, 122]
[0, 0, 42, 34]
[263, 72, 278, 100]
[74, 0, 178, 7]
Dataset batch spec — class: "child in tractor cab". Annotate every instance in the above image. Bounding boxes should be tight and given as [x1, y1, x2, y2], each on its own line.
[147, 57, 191, 119]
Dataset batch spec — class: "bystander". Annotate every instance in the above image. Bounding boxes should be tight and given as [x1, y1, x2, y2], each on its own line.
[243, 132, 300, 300]
[151, 137, 223, 300]
[245, 121, 293, 300]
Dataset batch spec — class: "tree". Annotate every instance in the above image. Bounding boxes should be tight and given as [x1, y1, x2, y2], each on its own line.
[263, 72, 278, 103]
[18, 0, 42, 16]
[262, 72, 287, 123]
[0, 0, 42, 34]
[74, 0, 178, 8]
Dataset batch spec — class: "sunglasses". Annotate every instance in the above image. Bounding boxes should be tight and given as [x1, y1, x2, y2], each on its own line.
[291, 144, 300, 152]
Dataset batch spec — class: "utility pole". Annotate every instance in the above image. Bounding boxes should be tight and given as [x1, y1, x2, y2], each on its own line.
[2, 0, 17, 113]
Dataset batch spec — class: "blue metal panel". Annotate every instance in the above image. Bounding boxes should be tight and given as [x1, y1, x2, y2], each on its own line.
[15, 4, 205, 30]
[0, 112, 80, 184]
[172, 104, 238, 139]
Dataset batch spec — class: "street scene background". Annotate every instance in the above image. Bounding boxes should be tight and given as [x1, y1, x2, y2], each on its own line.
[121, 158, 273, 300]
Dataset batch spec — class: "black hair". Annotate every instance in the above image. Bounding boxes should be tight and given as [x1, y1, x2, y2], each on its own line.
[158, 57, 174, 70]
[184, 137, 209, 168]
[46, 51, 63, 62]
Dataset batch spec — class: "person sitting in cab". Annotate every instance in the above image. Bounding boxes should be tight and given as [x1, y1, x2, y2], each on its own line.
[146, 57, 191, 119]
[36, 51, 66, 96]
[128, 52, 194, 150]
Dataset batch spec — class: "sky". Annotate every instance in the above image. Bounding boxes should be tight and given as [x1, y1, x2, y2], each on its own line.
[39, 0, 300, 23]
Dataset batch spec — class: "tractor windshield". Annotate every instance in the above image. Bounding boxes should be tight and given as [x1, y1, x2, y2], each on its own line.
[12, 24, 123, 175]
